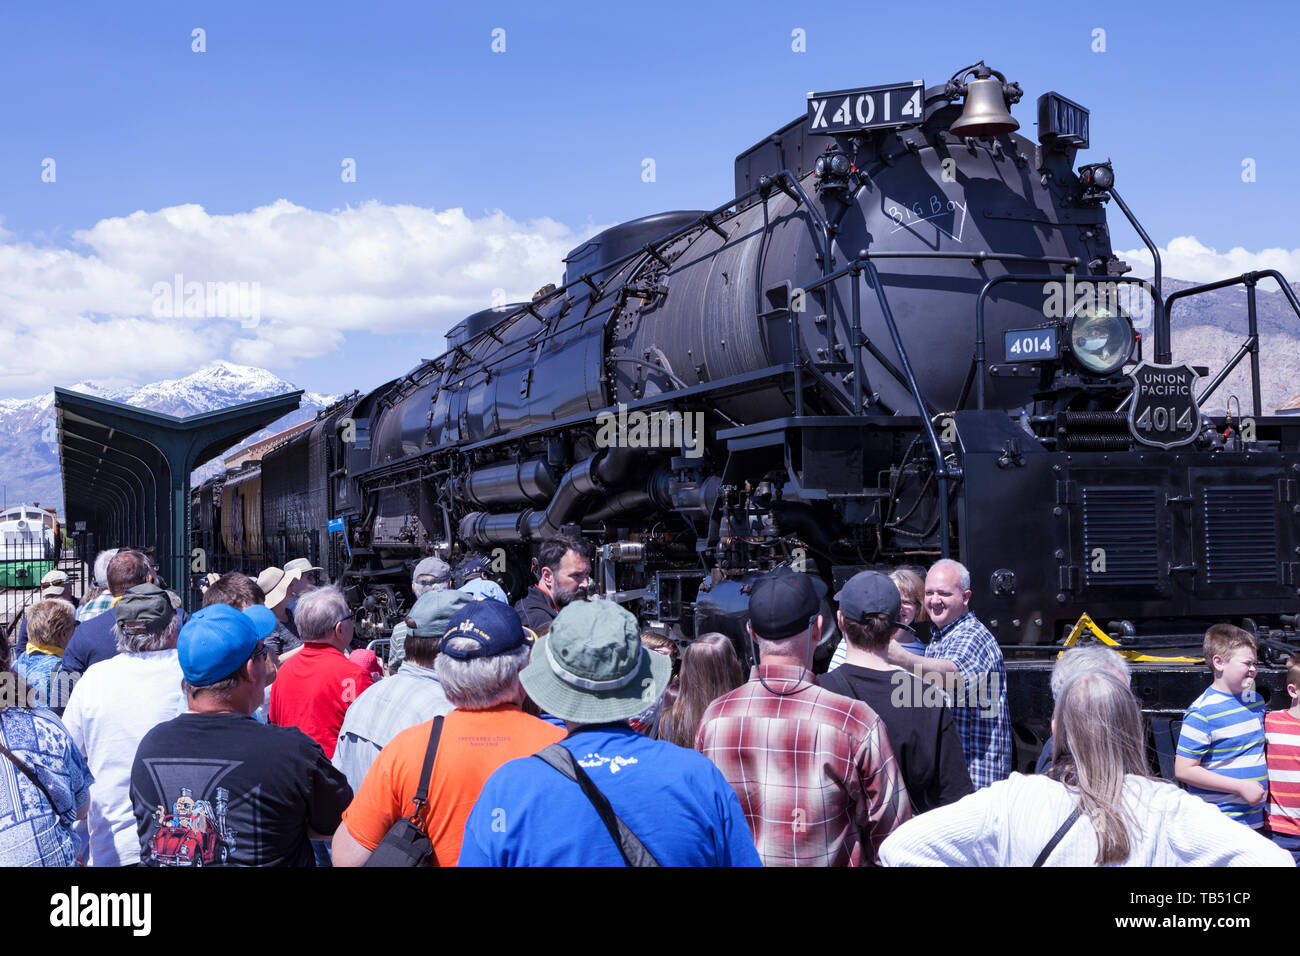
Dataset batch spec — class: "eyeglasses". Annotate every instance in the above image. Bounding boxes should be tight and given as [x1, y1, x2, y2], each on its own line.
[250, 643, 269, 661]
[336, 611, 354, 628]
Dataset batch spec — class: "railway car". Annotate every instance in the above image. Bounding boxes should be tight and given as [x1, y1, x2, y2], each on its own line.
[0, 504, 59, 587]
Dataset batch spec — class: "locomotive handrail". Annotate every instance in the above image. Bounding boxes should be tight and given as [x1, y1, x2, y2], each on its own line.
[1164, 269, 1300, 416]
[972, 274, 1163, 410]
[793, 250, 1101, 558]
[1107, 188, 1164, 359]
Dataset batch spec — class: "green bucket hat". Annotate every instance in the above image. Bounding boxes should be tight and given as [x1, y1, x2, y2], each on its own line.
[519, 599, 670, 723]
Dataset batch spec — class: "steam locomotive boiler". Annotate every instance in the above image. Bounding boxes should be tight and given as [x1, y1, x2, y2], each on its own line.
[196, 61, 1300, 766]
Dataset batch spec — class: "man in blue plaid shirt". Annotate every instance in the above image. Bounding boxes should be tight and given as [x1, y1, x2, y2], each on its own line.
[887, 559, 1011, 788]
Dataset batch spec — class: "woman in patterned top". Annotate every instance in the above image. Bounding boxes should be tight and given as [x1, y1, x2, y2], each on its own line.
[0, 664, 92, 865]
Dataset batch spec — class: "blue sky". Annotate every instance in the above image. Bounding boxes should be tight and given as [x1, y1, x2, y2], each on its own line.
[2, 0, 1297, 399]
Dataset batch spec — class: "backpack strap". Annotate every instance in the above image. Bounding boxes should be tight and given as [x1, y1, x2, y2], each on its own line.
[407, 716, 444, 827]
[0, 741, 63, 816]
[1033, 805, 1083, 867]
[534, 743, 661, 867]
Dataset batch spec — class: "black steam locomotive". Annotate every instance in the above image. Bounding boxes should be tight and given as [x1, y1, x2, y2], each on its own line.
[193, 62, 1300, 768]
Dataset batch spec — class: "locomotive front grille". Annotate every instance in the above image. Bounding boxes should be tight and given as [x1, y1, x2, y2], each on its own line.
[1081, 487, 1160, 587]
[1201, 486, 1278, 584]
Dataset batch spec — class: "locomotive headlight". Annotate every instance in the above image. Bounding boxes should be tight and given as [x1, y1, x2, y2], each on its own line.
[1067, 302, 1134, 376]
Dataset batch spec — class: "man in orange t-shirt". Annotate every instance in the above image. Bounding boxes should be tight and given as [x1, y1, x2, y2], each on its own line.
[332, 599, 562, 866]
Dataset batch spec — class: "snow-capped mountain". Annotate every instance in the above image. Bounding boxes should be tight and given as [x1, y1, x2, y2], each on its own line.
[0, 361, 337, 515]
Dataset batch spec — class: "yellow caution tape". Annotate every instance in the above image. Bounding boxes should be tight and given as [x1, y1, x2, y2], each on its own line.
[1059, 612, 1202, 664]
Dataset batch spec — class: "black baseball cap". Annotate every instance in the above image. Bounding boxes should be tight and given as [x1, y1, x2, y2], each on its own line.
[747, 568, 820, 640]
[835, 571, 905, 628]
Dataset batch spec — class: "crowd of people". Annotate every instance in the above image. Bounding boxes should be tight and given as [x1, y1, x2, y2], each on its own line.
[0, 534, 1296, 867]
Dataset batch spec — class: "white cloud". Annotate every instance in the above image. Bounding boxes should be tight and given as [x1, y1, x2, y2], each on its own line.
[0, 200, 603, 396]
[1115, 236, 1300, 285]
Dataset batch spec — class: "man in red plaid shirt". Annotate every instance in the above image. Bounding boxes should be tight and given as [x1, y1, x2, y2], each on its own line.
[696, 569, 912, 866]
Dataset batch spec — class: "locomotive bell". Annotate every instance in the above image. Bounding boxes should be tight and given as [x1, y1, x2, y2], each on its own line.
[949, 65, 1020, 138]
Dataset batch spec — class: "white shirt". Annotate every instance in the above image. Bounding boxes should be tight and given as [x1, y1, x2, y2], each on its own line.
[880, 771, 1294, 867]
[62, 649, 185, 866]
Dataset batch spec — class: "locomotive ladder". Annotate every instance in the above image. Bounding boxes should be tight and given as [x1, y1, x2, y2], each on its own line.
[796, 249, 1085, 558]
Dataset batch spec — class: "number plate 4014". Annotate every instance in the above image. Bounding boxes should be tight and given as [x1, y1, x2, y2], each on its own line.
[1003, 327, 1059, 362]
[1126, 361, 1201, 450]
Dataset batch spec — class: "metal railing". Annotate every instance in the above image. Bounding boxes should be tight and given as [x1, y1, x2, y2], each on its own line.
[1164, 269, 1300, 416]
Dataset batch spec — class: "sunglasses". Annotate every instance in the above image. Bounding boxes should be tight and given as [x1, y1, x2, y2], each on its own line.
[250, 643, 269, 661]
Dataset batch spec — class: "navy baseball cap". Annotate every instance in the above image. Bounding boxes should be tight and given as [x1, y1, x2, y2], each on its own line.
[439, 600, 532, 660]
[835, 571, 903, 625]
[747, 568, 821, 640]
[178, 604, 273, 686]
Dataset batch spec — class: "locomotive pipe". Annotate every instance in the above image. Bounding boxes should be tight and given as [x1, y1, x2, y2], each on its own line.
[585, 489, 654, 522]
[459, 448, 643, 545]
[526, 454, 604, 540]
[456, 458, 557, 507]
[458, 510, 529, 544]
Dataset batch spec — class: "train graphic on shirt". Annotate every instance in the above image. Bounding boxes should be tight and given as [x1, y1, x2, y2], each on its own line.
[148, 787, 237, 866]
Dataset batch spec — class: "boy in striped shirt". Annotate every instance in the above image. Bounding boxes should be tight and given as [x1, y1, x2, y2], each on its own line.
[1265, 656, 1300, 862]
[1174, 624, 1267, 829]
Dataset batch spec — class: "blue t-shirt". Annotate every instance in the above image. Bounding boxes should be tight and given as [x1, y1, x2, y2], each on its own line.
[459, 724, 761, 867]
[1176, 686, 1267, 827]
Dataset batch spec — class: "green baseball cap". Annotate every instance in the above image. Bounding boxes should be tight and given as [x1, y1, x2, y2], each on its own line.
[519, 599, 670, 723]
[406, 588, 473, 639]
[114, 582, 176, 635]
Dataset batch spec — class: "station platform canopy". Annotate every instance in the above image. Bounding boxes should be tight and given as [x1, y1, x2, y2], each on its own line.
[54, 387, 302, 609]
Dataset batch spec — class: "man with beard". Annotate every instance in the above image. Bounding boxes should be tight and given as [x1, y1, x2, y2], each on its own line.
[514, 533, 593, 632]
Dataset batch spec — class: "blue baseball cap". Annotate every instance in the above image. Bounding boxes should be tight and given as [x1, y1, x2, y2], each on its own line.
[178, 604, 274, 686]
[439, 600, 532, 660]
[461, 577, 509, 604]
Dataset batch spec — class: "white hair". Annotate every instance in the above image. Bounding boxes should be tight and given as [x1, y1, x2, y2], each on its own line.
[1051, 644, 1131, 700]
[929, 559, 971, 592]
[293, 585, 351, 642]
[114, 613, 180, 654]
[434, 638, 529, 710]
[93, 549, 120, 588]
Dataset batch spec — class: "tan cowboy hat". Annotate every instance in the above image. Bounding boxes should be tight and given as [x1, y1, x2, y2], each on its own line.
[257, 566, 292, 607]
[282, 557, 322, 578]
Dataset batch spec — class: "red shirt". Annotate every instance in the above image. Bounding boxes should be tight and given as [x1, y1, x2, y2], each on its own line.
[269, 643, 375, 758]
[1266, 709, 1300, 836]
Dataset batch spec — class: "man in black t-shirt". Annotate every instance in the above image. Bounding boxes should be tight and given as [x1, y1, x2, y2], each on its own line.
[820, 571, 973, 814]
[130, 603, 352, 867]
